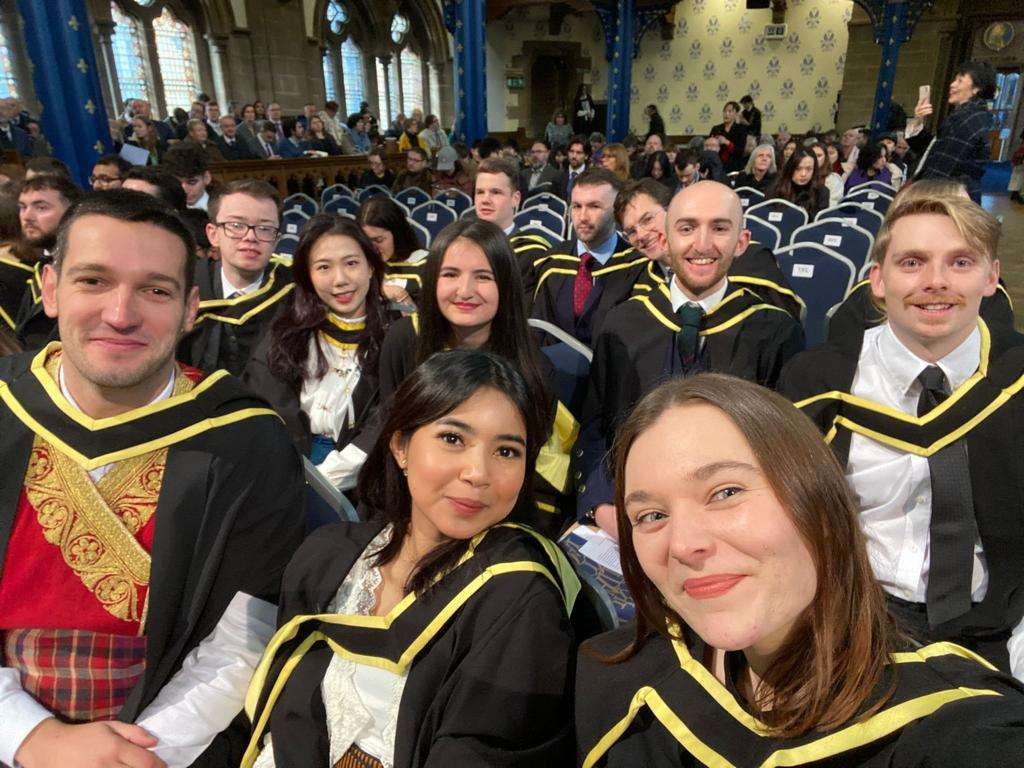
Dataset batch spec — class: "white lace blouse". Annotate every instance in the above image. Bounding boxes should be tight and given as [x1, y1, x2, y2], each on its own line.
[300, 331, 367, 488]
[253, 525, 407, 768]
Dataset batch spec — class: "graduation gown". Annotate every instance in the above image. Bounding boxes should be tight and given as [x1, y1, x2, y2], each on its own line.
[179, 258, 294, 376]
[376, 316, 579, 538]
[827, 279, 1016, 342]
[576, 627, 1024, 767]
[576, 282, 804, 517]
[510, 227, 559, 299]
[384, 252, 429, 307]
[13, 260, 56, 350]
[0, 247, 32, 333]
[240, 519, 579, 768]
[778, 319, 1024, 646]
[0, 344, 305, 762]
[242, 309, 392, 458]
[530, 235, 647, 346]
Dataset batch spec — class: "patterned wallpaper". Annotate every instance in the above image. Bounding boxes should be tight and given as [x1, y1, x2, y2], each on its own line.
[630, 0, 854, 137]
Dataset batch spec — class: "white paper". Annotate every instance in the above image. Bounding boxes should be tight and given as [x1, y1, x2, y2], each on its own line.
[767, 211, 784, 222]
[823, 234, 843, 247]
[119, 143, 151, 166]
[792, 263, 815, 279]
[426, 212, 438, 222]
[579, 536, 623, 576]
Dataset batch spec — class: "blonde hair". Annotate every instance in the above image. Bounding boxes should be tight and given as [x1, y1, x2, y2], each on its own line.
[871, 186, 1000, 265]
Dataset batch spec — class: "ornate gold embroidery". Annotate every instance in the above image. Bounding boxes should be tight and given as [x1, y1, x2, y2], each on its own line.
[20, 353, 195, 626]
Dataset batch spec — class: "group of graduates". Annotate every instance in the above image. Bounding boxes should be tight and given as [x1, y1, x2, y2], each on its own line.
[0, 130, 1023, 767]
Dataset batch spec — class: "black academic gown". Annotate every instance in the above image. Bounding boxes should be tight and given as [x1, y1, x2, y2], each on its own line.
[510, 227, 558, 300]
[0, 346, 305, 764]
[827, 279, 1016, 342]
[531, 235, 646, 346]
[376, 316, 576, 537]
[779, 320, 1024, 665]
[179, 259, 294, 376]
[0, 249, 32, 333]
[576, 282, 804, 517]
[13, 260, 56, 350]
[576, 626, 1024, 767]
[240, 519, 577, 768]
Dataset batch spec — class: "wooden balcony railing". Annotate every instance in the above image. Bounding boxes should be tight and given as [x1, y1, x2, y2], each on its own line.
[207, 150, 407, 197]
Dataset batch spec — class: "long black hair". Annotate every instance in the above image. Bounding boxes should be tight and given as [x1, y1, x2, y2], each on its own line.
[355, 195, 423, 263]
[359, 349, 547, 594]
[416, 218, 553, 425]
[267, 213, 388, 389]
[772, 147, 825, 215]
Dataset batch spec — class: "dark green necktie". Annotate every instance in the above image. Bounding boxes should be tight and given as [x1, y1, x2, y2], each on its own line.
[676, 303, 704, 366]
[917, 365, 977, 627]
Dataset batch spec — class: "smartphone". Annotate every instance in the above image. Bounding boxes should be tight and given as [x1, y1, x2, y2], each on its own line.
[918, 84, 931, 103]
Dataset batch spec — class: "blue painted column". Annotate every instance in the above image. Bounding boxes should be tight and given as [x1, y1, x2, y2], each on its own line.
[594, 0, 636, 143]
[443, 0, 487, 144]
[869, 0, 910, 137]
[19, 0, 113, 187]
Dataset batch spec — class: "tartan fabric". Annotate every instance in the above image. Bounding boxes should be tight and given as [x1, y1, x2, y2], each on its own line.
[3, 627, 147, 722]
[917, 99, 992, 200]
[334, 743, 385, 768]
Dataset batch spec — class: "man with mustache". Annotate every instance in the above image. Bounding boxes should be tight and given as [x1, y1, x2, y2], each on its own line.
[577, 180, 803, 536]
[780, 194, 1024, 680]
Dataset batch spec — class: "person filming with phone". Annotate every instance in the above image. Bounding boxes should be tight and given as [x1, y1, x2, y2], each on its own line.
[906, 60, 996, 203]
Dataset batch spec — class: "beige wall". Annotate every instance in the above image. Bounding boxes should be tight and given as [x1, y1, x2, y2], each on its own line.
[630, 0, 854, 137]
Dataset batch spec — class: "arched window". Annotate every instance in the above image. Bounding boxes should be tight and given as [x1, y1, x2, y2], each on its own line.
[323, 51, 337, 102]
[400, 48, 422, 116]
[0, 17, 19, 98]
[327, 0, 348, 35]
[110, 2, 150, 102]
[340, 37, 364, 115]
[152, 6, 200, 113]
[390, 15, 409, 45]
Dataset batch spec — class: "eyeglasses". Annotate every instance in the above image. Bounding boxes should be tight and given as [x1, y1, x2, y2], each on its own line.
[215, 221, 280, 242]
[623, 210, 661, 243]
[89, 175, 120, 185]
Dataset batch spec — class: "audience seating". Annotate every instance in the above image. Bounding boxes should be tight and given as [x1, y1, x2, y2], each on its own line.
[395, 186, 431, 210]
[411, 200, 457, 243]
[734, 186, 767, 211]
[791, 219, 874, 276]
[515, 223, 561, 249]
[522, 192, 567, 218]
[283, 193, 318, 218]
[358, 184, 391, 203]
[459, 207, 477, 221]
[434, 188, 473, 217]
[776, 242, 857, 348]
[281, 208, 311, 237]
[528, 318, 592, 418]
[843, 188, 893, 216]
[816, 202, 885, 237]
[514, 208, 565, 240]
[745, 199, 807, 248]
[846, 180, 897, 197]
[323, 195, 360, 217]
[275, 232, 300, 259]
[406, 217, 431, 249]
[522, 182, 554, 202]
[321, 184, 353, 208]
[743, 215, 782, 252]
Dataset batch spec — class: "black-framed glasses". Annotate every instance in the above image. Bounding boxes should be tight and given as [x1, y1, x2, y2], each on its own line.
[89, 175, 121, 185]
[215, 221, 280, 242]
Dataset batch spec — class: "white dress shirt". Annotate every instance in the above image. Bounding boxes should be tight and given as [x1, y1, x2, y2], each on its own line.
[0, 369, 278, 765]
[220, 269, 263, 299]
[847, 323, 1024, 680]
[301, 333, 368, 490]
[669, 276, 729, 314]
[189, 190, 209, 212]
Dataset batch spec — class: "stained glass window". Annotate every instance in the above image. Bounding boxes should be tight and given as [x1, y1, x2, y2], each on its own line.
[323, 52, 337, 102]
[390, 15, 409, 45]
[327, 0, 348, 35]
[341, 38, 364, 115]
[152, 7, 200, 113]
[400, 49, 422, 116]
[110, 3, 150, 102]
[0, 19, 18, 98]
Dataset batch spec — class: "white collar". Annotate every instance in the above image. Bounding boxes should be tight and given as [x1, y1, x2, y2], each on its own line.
[670, 276, 729, 314]
[220, 265, 265, 298]
[189, 190, 209, 211]
[878, 322, 981, 397]
[58, 361, 176, 414]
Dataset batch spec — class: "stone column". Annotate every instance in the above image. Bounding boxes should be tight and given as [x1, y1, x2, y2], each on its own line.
[206, 33, 231, 112]
[92, 19, 122, 118]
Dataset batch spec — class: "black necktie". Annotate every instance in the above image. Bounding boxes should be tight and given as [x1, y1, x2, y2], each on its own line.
[676, 303, 704, 367]
[916, 365, 977, 627]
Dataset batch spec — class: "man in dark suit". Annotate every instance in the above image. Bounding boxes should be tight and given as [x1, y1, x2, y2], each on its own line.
[215, 115, 257, 161]
[519, 139, 564, 197]
[0, 98, 34, 156]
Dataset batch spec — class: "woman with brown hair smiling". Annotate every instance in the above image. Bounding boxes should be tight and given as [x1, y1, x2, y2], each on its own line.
[576, 374, 1024, 767]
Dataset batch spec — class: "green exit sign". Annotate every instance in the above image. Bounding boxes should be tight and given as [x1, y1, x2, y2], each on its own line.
[506, 76, 525, 90]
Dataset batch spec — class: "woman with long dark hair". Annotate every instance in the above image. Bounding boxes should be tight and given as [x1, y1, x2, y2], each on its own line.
[643, 150, 674, 191]
[378, 218, 574, 535]
[770, 146, 829, 217]
[243, 214, 392, 527]
[843, 141, 893, 193]
[356, 194, 429, 306]
[576, 374, 1024, 767]
[810, 141, 843, 206]
[240, 349, 578, 768]
[306, 114, 341, 156]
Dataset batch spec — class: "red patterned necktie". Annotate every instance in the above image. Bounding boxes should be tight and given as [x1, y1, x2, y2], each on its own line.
[573, 251, 595, 318]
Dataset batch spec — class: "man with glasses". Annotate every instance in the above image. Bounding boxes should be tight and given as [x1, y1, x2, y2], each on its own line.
[391, 146, 433, 194]
[519, 139, 562, 195]
[179, 180, 292, 375]
[89, 154, 130, 191]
